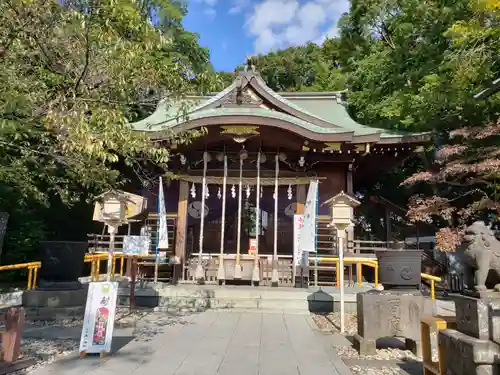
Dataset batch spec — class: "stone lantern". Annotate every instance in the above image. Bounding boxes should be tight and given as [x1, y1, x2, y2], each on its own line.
[322, 191, 360, 333]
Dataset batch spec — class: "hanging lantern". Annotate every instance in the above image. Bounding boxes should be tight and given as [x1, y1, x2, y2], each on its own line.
[287, 184, 292, 200]
[217, 186, 222, 200]
[231, 184, 236, 198]
[190, 183, 196, 198]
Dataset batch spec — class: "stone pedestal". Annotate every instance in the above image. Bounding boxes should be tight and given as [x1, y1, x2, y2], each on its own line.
[353, 290, 433, 356]
[439, 329, 500, 375]
[439, 293, 500, 374]
[22, 288, 88, 320]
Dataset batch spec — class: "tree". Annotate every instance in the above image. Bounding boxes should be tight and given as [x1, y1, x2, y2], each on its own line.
[336, 0, 497, 132]
[0, 0, 216, 265]
[403, 120, 500, 251]
[401, 0, 500, 251]
[232, 42, 345, 93]
[0, 0, 214, 206]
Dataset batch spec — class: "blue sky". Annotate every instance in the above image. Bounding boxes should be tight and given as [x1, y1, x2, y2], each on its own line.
[182, 0, 350, 72]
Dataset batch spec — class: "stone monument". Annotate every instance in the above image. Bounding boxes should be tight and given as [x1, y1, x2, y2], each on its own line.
[438, 221, 500, 374]
[353, 247, 433, 356]
[22, 241, 89, 314]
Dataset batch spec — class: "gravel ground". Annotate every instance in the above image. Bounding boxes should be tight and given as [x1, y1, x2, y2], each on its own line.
[9, 308, 181, 374]
[312, 312, 438, 375]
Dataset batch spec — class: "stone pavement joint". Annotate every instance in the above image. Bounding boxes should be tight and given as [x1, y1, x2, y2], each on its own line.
[32, 311, 352, 375]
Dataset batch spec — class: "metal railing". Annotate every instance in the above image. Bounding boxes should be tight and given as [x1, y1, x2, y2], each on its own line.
[0, 261, 41, 290]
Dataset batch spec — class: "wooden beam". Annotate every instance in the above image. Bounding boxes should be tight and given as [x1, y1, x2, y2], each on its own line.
[174, 181, 189, 282]
[296, 184, 306, 214]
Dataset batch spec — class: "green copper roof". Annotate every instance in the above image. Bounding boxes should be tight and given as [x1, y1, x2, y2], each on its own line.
[137, 107, 355, 135]
[130, 71, 428, 143]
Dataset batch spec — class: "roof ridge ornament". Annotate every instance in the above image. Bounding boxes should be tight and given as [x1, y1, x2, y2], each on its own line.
[245, 54, 255, 72]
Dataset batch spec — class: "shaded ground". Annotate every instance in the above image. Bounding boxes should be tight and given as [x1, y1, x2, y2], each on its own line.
[30, 311, 352, 375]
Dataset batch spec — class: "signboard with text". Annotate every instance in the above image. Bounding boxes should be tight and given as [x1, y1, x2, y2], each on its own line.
[79, 282, 118, 355]
[293, 214, 304, 266]
[248, 238, 257, 257]
[123, 235, 150, 256]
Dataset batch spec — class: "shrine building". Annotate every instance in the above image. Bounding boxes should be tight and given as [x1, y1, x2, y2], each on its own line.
[101, 66, 429, 286]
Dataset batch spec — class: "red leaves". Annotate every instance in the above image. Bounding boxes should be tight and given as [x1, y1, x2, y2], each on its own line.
[435, 228, 463, 252]
[401, 171, 435, 185]
[403, 120, 500, 252]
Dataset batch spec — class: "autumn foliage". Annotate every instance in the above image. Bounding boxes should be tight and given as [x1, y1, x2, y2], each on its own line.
[402, 120, 500, 251]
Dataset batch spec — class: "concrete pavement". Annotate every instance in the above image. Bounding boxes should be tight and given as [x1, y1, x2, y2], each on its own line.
[32, 311, 351, 375]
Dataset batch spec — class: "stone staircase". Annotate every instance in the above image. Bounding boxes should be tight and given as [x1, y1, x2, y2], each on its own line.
[117, 283, 369, 315]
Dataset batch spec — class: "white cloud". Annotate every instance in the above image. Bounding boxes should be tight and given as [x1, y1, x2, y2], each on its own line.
[244, 0, 349, 54]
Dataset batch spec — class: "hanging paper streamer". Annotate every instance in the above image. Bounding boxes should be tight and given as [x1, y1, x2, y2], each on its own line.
[287, 184, 293, 200]
[260, 186, 263, 198]
[231, 185, 236, 198]
[246, 185, 251, 199]
[217, 186, 222, 200]
[190, 183, 196, 198]
[205, 185, 210, 198]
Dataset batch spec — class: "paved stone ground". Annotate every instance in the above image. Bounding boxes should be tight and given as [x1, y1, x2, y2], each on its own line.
[31, 311, 352, 375]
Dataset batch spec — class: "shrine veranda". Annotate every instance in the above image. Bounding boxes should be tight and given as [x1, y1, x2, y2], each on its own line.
[87, 67, 429, 286]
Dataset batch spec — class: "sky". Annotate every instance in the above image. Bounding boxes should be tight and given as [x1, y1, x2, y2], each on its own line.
[182, 0, 350, 72]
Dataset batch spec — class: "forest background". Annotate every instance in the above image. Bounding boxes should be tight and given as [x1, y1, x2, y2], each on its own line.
[0, 0, 499, 271]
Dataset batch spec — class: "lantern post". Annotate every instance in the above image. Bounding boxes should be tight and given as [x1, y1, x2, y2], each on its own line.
[323, 192, 360, 333]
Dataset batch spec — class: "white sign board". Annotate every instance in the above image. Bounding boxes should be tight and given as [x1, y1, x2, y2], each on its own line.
[79, 282, 119, 354]
[293, 214, 304, 266]
[123, 235, 150, 255]
[298, 180, 318, 253]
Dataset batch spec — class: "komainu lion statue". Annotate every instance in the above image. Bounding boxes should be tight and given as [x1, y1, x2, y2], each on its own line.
[459, 221, 500, 291]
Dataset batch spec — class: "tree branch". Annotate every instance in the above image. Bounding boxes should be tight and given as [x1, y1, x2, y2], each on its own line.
[74, 3, 94, 91]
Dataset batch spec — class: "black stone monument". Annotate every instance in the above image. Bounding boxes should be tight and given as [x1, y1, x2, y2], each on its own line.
[37, 241, 87, 290]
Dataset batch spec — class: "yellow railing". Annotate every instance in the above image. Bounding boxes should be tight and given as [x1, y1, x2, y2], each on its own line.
[311, 257, 441, 300]
[310, 257, 379, 289]
[0, 261, 42, 290]
[84, 253, 127, 282]
[421, 273, 441, 300]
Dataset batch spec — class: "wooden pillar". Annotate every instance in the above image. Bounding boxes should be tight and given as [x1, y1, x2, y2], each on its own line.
[174, 180, 189, 282]
[346, 163, 358, 283]
[296, 184, 306, 214]
[2, 307, 24, 363]
[346, 164, 354, 253]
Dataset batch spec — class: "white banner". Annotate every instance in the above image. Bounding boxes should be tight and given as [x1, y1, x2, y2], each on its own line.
[293, 214, 304, 266]
[158, 177, 169, 249]
[298, 180, 318, 253]
[79, 282, 118, 354]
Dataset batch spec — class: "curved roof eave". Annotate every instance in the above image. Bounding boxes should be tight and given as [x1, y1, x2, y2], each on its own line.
[146, 112, 368, 143]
